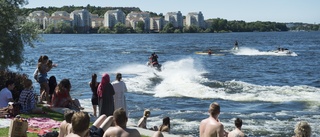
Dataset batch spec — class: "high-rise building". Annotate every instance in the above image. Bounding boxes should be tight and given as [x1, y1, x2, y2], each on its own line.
[150, 17, 164, 32]
[70, 9, 91, 33]
[186, 11, 205, 28]
[104, 9, 126, 28]
[126, 11, 150, 31]
[164, 11, 183, 28]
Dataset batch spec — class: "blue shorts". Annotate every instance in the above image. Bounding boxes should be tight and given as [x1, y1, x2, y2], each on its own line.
[38, 74, 48, 83]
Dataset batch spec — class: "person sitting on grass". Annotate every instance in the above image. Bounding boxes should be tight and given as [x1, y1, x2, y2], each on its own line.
[59, 110, 75, 137]
[0, 80, 14, 108]
[66, 111, 90, 137]
[18, 79, 43, 114]
[65, 111, 114, 137]
[103, 108, 140, 137]
[51, 79, 83, 111]
[89, 114, 114, 137]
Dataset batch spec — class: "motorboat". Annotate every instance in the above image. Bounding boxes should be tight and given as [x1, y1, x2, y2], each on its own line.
[270, 48, 293, 55]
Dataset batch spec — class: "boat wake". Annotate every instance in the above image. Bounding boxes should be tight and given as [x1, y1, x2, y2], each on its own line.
[108, 57, 320, 107]
[231, 47, 298, 56]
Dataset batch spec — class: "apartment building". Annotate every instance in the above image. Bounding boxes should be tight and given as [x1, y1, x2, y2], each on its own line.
[150, 17, 164, 32]
[27, 10, 49, 29]
[126, 11, 150, 31]
[104, 9, 126, 28]
[186, 12, 205, 28]
[70, 9, 91, 33]
[91, 14, 104, 28]
[164, 11, 183, 28]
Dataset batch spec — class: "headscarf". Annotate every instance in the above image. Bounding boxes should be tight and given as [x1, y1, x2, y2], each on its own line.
[97, 73, 110, 98]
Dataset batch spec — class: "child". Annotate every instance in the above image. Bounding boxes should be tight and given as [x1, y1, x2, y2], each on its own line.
[59, 110, 74, 137]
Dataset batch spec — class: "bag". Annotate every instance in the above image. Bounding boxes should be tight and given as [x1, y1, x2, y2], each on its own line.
[8, 117, 28, 137]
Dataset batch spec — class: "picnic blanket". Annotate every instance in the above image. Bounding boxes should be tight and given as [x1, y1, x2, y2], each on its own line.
[27, 117, 61, 135]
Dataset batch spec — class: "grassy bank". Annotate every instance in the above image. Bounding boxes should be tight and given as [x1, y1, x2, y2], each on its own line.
[0, 107, 149, 137]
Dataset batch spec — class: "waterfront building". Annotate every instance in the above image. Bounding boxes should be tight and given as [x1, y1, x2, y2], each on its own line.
[126, 11, 150, 31]
[27, 10, 49, 29]
[164, 11, 183, 28]
[186, 11, 205, 29]
[104, 9, 126, 28]
[91, 14, 104, 28]
[150, 17, 164, 32]
[70, 9, 91, 33]
[51, 11, 70, 17]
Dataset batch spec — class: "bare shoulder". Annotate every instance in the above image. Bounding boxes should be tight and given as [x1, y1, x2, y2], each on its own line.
[103, 127, 118, 136]
[125, 128, 141, 137]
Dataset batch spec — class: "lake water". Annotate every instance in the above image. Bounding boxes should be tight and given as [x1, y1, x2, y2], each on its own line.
[17, 32, 320, 136]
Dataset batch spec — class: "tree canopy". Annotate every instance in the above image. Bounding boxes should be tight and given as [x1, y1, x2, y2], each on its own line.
[0, 0, 40, 70]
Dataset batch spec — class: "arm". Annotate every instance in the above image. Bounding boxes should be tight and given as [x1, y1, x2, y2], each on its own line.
[123, 82, 128, 92]
[217, 123, 225, 137]
[199, 120, 205, 137]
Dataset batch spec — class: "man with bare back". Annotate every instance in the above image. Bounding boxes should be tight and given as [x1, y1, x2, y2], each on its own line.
[199, 102, 226, 137]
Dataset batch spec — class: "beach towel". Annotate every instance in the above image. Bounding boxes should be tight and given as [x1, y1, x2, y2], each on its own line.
[27, 117, 61, 135]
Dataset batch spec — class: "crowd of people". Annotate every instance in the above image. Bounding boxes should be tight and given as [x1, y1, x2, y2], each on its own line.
[0, 54, 314, 137]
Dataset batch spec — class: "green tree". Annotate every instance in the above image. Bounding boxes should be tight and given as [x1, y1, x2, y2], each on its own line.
[57, 22, 73, 34]
[0, 0, 40, 70]
[114, 22, 127, 34]
[161, 23, 175, 33]
[98, 27, 112, 33]
[44, 24, 55, 34]
[136, 21, 145, 33]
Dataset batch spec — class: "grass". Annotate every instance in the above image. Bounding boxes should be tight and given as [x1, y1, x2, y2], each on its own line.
[0, 106, 63, 137]
[0, 106, 150, 137]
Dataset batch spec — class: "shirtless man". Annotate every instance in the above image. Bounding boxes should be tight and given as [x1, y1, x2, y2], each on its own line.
[228, 118, 245, 137]
[103, 108, 140, 137]
[199, 102, 225, 137]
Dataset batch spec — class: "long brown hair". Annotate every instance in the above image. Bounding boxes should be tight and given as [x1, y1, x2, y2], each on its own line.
[90, 73, 97, 91]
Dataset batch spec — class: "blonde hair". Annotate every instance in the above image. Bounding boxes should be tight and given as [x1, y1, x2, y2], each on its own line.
[144, 109, 150, 117]
[209, 102, 220, 116]
[71, 112, 90, 134]
[294, 121, 311, 137]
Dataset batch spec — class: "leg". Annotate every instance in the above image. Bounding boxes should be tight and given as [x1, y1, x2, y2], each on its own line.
[43, 82, 50, 103]
[100, 116, 114, 132]
[93, 105, 97, 117]
[92, 114, 107, 127]
[39, 82, 46, 103]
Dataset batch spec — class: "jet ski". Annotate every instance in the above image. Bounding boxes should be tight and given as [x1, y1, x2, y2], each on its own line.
[147, 61, 161, 71]
[270, 48, 293, 55]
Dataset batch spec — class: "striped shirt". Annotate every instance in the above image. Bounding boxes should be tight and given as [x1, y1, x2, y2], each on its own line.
[18, 89, 36, 113]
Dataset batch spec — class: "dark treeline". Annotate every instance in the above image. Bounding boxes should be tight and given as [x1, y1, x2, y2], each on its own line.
[21, 5, 141, 17]
[206, 18, 289, 32]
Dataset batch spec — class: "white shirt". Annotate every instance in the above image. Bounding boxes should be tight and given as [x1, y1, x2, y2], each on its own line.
[0, 87, 13, 108]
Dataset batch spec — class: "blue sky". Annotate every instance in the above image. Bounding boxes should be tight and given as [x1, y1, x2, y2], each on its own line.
[24, 0, 320, 24]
